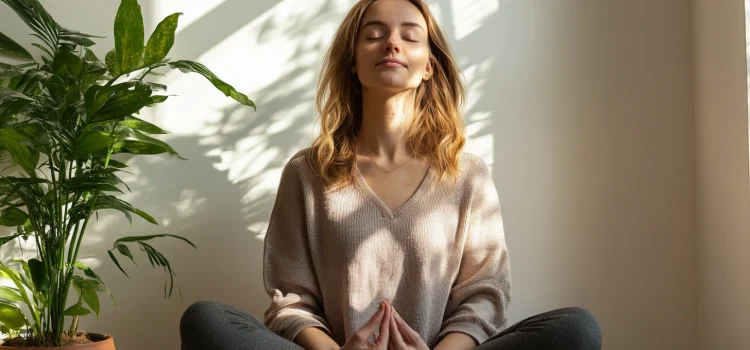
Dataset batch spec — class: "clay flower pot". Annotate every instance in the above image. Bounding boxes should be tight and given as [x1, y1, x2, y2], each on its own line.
[0, 333, 115, 350]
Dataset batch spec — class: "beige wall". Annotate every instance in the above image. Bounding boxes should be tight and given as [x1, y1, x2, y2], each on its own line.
[693, 0, 750, 349]
[0, 1, 724, 349]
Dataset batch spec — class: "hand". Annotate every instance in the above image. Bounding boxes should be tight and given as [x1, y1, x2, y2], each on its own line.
[387, 305, 429, 350]
[341, 300, 391, 350]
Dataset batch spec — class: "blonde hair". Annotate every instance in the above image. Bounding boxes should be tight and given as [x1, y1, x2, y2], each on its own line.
[309, 0, 466, 191]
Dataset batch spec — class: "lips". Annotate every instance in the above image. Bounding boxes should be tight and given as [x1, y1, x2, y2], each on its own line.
[377, 57, 406, 67]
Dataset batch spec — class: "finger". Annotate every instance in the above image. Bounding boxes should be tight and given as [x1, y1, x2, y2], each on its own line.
[354, 301, 386, 344]
[394, 309, 419, 341]
[389, 307, 406, 348]
[376, 301, 391, 344]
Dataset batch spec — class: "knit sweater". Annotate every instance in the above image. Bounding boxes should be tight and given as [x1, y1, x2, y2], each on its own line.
[262, 148, 511, 348]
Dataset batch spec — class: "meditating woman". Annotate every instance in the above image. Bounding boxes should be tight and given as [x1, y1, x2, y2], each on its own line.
[180, 0, 603, 349]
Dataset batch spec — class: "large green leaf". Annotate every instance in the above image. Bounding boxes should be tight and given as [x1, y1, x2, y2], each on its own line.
[0, 266, 36, 327]
[27, 258, 49, 294]
[167, 60, 255, 109]
[0, 31, 32, 60]
[0, 286, 23, 303]
[74, 131, 115, 157]
[81, 284, 100, 317]
[0, 208, 28, 227]
[144, 13, 181, 66]
[0, 302, 26, 330]
[63, 304, 90, 316]
[111, 127, 182, 159]
[0, 129, 36, 176]
[52, 49, 83, 76]
[114, 0, 145, 74]
[121, 116, 168, 134]
[90, 83, 153, 122]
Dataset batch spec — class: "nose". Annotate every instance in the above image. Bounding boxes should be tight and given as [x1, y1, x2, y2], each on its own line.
[383, 34, 402, 53]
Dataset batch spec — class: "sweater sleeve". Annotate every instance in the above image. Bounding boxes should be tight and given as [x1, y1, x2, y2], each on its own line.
[438, 157, 512, 345]
[263, 160, 332, 342]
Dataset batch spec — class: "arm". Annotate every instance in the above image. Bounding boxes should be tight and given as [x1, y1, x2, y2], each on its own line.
[434, 332, 477, 350]
[263, 160, 335, 346]
[437, 157, 512, 346]
[295, 327, 340, 350]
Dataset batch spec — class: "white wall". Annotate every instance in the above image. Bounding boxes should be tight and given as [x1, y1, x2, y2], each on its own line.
[693, 0, 750, 349]
[0, 1, 703, 349]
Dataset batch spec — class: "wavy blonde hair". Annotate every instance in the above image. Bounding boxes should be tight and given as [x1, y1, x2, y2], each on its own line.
[309, 0, 466, 191]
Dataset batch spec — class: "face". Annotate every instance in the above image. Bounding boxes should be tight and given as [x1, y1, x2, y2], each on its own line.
[353, 0, 433, 93]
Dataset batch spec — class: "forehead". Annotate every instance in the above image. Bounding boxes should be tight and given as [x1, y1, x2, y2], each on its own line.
[360, 0, 427, 28]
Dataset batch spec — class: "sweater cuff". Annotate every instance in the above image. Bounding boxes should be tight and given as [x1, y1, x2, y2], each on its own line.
[437, 321, 490, 346]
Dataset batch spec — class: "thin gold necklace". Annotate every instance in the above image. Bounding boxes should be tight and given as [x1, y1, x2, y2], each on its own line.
[360, 145, 417, 173]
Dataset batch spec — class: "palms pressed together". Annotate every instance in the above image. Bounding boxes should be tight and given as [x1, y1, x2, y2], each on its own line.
[341, 300, 429, 350]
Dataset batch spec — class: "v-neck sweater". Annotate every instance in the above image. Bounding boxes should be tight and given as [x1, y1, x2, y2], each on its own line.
[262, 147, 512, 348]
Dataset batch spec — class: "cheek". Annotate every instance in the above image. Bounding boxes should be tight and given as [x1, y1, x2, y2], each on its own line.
[408, 46, 431, 71]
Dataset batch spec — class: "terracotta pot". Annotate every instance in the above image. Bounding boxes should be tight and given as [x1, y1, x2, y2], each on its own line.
[0, 333, 115, 350]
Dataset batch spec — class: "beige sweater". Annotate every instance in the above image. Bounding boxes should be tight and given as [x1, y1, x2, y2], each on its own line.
[263, 148, 511, 348]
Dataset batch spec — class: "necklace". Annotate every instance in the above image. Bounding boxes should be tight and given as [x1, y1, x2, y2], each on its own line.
[360, 145, 417, 173]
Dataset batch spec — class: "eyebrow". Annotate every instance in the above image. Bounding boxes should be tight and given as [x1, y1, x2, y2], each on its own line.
[361, 20, 425, 32]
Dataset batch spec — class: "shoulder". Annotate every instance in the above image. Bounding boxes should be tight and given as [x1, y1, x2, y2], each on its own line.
[458, 151, 492, 181]
[278, 147, 316, 186]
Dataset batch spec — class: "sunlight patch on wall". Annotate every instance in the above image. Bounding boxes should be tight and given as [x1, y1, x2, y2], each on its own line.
[462, 56, 496, 169]
[451, 0, 499, 41]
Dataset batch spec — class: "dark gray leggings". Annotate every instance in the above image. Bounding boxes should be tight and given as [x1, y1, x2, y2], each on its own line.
[180, 300, 602, 350]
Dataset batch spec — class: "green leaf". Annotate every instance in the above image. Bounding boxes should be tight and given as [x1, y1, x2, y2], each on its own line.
[81, 284, 100, 318]
[0, 31, 32, 60]
[144, 13, 182, 66]
[107, 250, 129, 278]
[112, 127, 182, 158]
[0, 265, 36, 321]
[27, 258, 49, 294]
[167, 60, 255, 109]
[74, 262, 102, 283]
[74, 131, 115, 157]
[0, 208, 27, 227]
[84, 48, 100, 63]
[0, 302, 26, 330]
[0, 233, 21, 246]
[114, 0, 145, 73]
[115, 243, 136, 264]
[59, 35, 95, 47]
[0, 286, 23, 303]
[115, 234, 196, 249]
[73, 262, 118, 307]
[51, 49, 83, 76]
[121, 116, 168, 134]
[106, 159, 129, 168]
[133, 208, 158, 225]
[0, 129, 36, 176]
[105, 49, 119, 76]
[91, 82, 153, 122]
[9, 259, 32, 283]
[63, 304, 90, 316]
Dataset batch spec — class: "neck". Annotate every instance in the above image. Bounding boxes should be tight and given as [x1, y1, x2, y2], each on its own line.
[357, 88, 418, 162]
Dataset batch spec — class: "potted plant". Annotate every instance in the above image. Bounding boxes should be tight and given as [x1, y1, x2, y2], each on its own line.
[0, 0, 254, 347]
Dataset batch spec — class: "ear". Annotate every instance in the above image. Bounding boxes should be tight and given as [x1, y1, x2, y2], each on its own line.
[423, 57, 434, 81]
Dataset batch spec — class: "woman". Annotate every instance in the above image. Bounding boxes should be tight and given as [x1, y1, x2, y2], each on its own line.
[180, 0, 603, 349]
